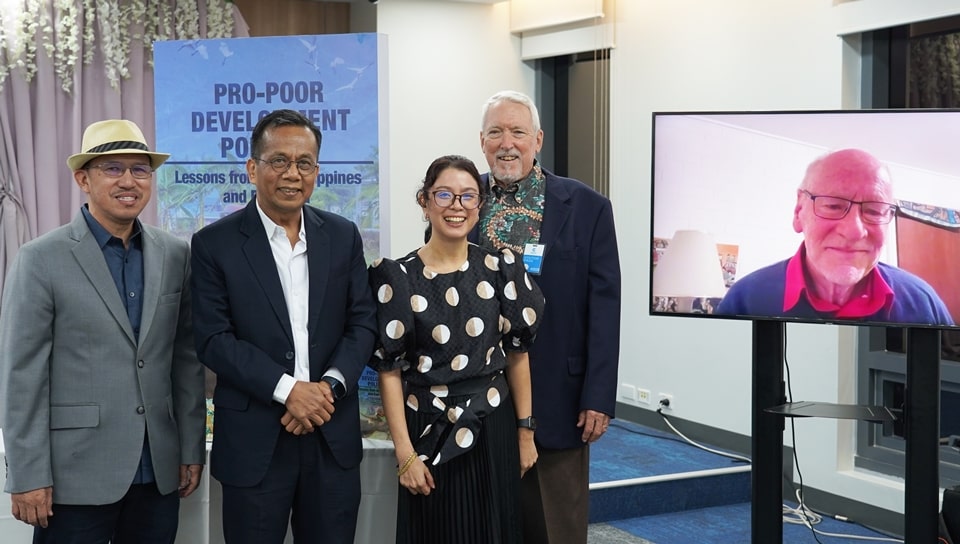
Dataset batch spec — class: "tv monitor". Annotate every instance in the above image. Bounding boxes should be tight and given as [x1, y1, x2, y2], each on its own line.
[649, 110, 960, 329]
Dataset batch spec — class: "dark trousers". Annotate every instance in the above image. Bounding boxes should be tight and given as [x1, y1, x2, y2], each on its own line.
[33, 483, 180, 544]
[521, 445, 590, 544]
[220, 431, 361, 544]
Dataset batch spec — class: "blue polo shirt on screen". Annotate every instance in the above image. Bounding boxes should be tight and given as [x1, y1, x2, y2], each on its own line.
[716, 244, 954, 326]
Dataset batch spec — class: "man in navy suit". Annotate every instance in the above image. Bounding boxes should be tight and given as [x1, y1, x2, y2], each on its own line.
[471, 90, 622, 544]
[190, 109, 377, 544]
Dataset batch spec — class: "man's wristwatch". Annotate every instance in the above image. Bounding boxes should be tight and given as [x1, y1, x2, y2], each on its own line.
[321, 376, 346, 401]
[517, 416, 537, 431]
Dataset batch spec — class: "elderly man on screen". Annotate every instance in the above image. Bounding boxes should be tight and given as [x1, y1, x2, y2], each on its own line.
[716, 148, 954, 325]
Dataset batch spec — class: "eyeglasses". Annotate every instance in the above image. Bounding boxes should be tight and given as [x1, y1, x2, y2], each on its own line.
[254, 156, 319, 175]
[431, 190, 482, 210]
[88, 162, 154, 180]
[801, 190, 898, 225]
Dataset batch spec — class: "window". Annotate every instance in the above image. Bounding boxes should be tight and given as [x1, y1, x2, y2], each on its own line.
[856, 328, 960, 485]
[534, 49, 610, 197]
[856, 17, 960, 486]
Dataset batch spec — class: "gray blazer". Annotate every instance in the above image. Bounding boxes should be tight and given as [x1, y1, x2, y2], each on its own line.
[0, 212, 206, 505]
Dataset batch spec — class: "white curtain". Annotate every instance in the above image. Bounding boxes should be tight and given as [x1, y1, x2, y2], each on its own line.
[0, 120, 29, 297]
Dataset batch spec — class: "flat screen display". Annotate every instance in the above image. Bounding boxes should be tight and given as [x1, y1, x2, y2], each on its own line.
[649, 110, 960, 329]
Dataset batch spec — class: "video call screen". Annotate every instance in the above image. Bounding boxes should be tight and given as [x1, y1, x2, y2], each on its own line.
[649, 110, 960, 329]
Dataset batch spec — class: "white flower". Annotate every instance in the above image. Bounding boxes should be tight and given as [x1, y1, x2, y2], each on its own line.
[82, 0, 95, 64]
[9, 0, 51, 83]
[175, 0, 199, 40]
[0, 0, 236, 94]
[206, 0, 233, 39]
[54, 0, 80, 92]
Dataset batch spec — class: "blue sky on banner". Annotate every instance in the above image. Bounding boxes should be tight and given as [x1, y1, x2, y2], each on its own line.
[153, 34, 381, 259]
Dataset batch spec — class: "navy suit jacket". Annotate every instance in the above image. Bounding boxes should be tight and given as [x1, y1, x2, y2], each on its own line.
[190, 201, 377, 487]
[472, 169, 622, 450]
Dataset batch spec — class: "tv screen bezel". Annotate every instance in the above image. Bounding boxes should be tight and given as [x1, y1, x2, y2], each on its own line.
[648, 108, 960, 330]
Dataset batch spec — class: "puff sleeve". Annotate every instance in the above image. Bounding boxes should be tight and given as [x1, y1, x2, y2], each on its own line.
[368, 257, 414, 372]
[496, 248, 545, 352]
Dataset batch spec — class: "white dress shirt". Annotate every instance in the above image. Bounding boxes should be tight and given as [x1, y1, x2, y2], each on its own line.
[255, 202, 343, 404]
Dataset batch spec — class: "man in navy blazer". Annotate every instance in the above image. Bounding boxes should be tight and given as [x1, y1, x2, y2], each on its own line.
[471, 91, 622, 544]
[190, 109, 377, 544]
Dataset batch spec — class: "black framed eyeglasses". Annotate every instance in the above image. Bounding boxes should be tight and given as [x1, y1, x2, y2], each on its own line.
[254, 156, 319, 175]
[431, 190, 482, 210]
[801, 189, 898, 225]
[88, 162, 154, 180]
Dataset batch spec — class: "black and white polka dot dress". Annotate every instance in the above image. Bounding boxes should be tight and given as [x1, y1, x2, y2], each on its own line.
[368, 243, 544, 544]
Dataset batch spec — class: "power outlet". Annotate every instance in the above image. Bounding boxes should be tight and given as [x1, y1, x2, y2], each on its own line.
[658, 393, 674, 410]
[637, 388, 651, 405]
[619, 383, 637, 402]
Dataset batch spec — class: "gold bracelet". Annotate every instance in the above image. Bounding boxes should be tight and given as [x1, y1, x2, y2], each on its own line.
[397, 452, 418, 477]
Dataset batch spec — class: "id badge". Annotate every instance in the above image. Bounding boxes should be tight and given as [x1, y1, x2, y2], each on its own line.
[523, 243, 545, 275]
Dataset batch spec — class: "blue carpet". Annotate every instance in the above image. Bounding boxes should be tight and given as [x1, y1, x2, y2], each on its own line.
[589, 420, 901, 544]
[590, 420, 749, 483]
[606, 502, 899, 544]
[590, 473, 751, 524]
[589, 419, 751, 524]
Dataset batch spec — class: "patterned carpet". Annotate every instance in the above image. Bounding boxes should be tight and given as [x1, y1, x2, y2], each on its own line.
[587, 420, 901, 544]
[588, 523, 655, 543]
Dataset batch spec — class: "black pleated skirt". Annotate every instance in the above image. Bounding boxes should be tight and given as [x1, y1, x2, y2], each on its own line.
[396, 395, 522, 544]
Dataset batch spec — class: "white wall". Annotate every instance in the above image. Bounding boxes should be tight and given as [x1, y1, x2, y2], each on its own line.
[608, 0, 958, 516]
[374, 0, 959, 519]
[376, 0, 533, 258]
[651, 114, 960, 279]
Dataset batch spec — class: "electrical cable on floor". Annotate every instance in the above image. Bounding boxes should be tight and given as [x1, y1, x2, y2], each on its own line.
[782, 331, 827, 543]
[782, 329, 904, 544]
[783, 489, 903, 542]
[655, 408, 751, 464]
[655, 404, 904, 542]
[782, 488, 822, 526]
[809, 525, 904, 542]
[607, 419, 691, 447]
[654, 403, 904, 542]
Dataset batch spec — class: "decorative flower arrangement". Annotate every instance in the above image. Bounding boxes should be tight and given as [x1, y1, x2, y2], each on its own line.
[0, 0, 236, 93]
[96, 0, 125, 89]
[81, 0, 96, 64]
[206, 0, 233, 39]
[52, 0, 79, 92]
[18, 0, 46, 83]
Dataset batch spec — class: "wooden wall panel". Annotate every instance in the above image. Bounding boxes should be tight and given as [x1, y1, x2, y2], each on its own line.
[896, 215, 960, 324]
[233, 0, 350, 36]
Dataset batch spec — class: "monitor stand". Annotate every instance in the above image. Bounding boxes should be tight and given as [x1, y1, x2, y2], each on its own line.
[751, 321, 940, 544]
[765, 401, 897, 422]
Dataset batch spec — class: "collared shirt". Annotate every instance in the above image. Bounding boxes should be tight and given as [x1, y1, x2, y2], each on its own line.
[256, 204, 344, 405]
[478, 161, 546, 255]
[783, 243, 895, 318]
[82, 205, 144, 339]
[80, 204, 154, 484]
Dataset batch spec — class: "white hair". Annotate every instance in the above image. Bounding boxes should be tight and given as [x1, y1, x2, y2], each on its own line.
[481, 90, 541, 133]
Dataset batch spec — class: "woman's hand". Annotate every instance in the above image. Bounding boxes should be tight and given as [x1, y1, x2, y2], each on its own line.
[399, 455, 435, 496]
[518, 429, 538, 477]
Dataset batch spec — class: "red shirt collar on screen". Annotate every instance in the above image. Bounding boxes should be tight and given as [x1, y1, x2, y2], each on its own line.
[783, 243, 894, 318]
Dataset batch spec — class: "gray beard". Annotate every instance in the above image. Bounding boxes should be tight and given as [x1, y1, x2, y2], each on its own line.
[492, 171, 521, 185]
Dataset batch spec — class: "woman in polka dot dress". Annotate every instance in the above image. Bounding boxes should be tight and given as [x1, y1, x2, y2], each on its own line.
[368, 155, 545, 543]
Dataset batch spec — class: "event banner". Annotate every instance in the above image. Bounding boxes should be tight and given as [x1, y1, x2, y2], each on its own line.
[153, 33, 385, 262]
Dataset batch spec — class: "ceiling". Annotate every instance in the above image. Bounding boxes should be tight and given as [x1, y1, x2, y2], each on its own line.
[703, 110, 960, 179]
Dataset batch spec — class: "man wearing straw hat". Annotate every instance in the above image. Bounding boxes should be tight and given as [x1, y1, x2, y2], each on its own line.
[0, 119, 206, 543]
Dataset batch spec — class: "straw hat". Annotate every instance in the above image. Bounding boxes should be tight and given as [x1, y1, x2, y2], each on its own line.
[67, 119, 170, 171]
